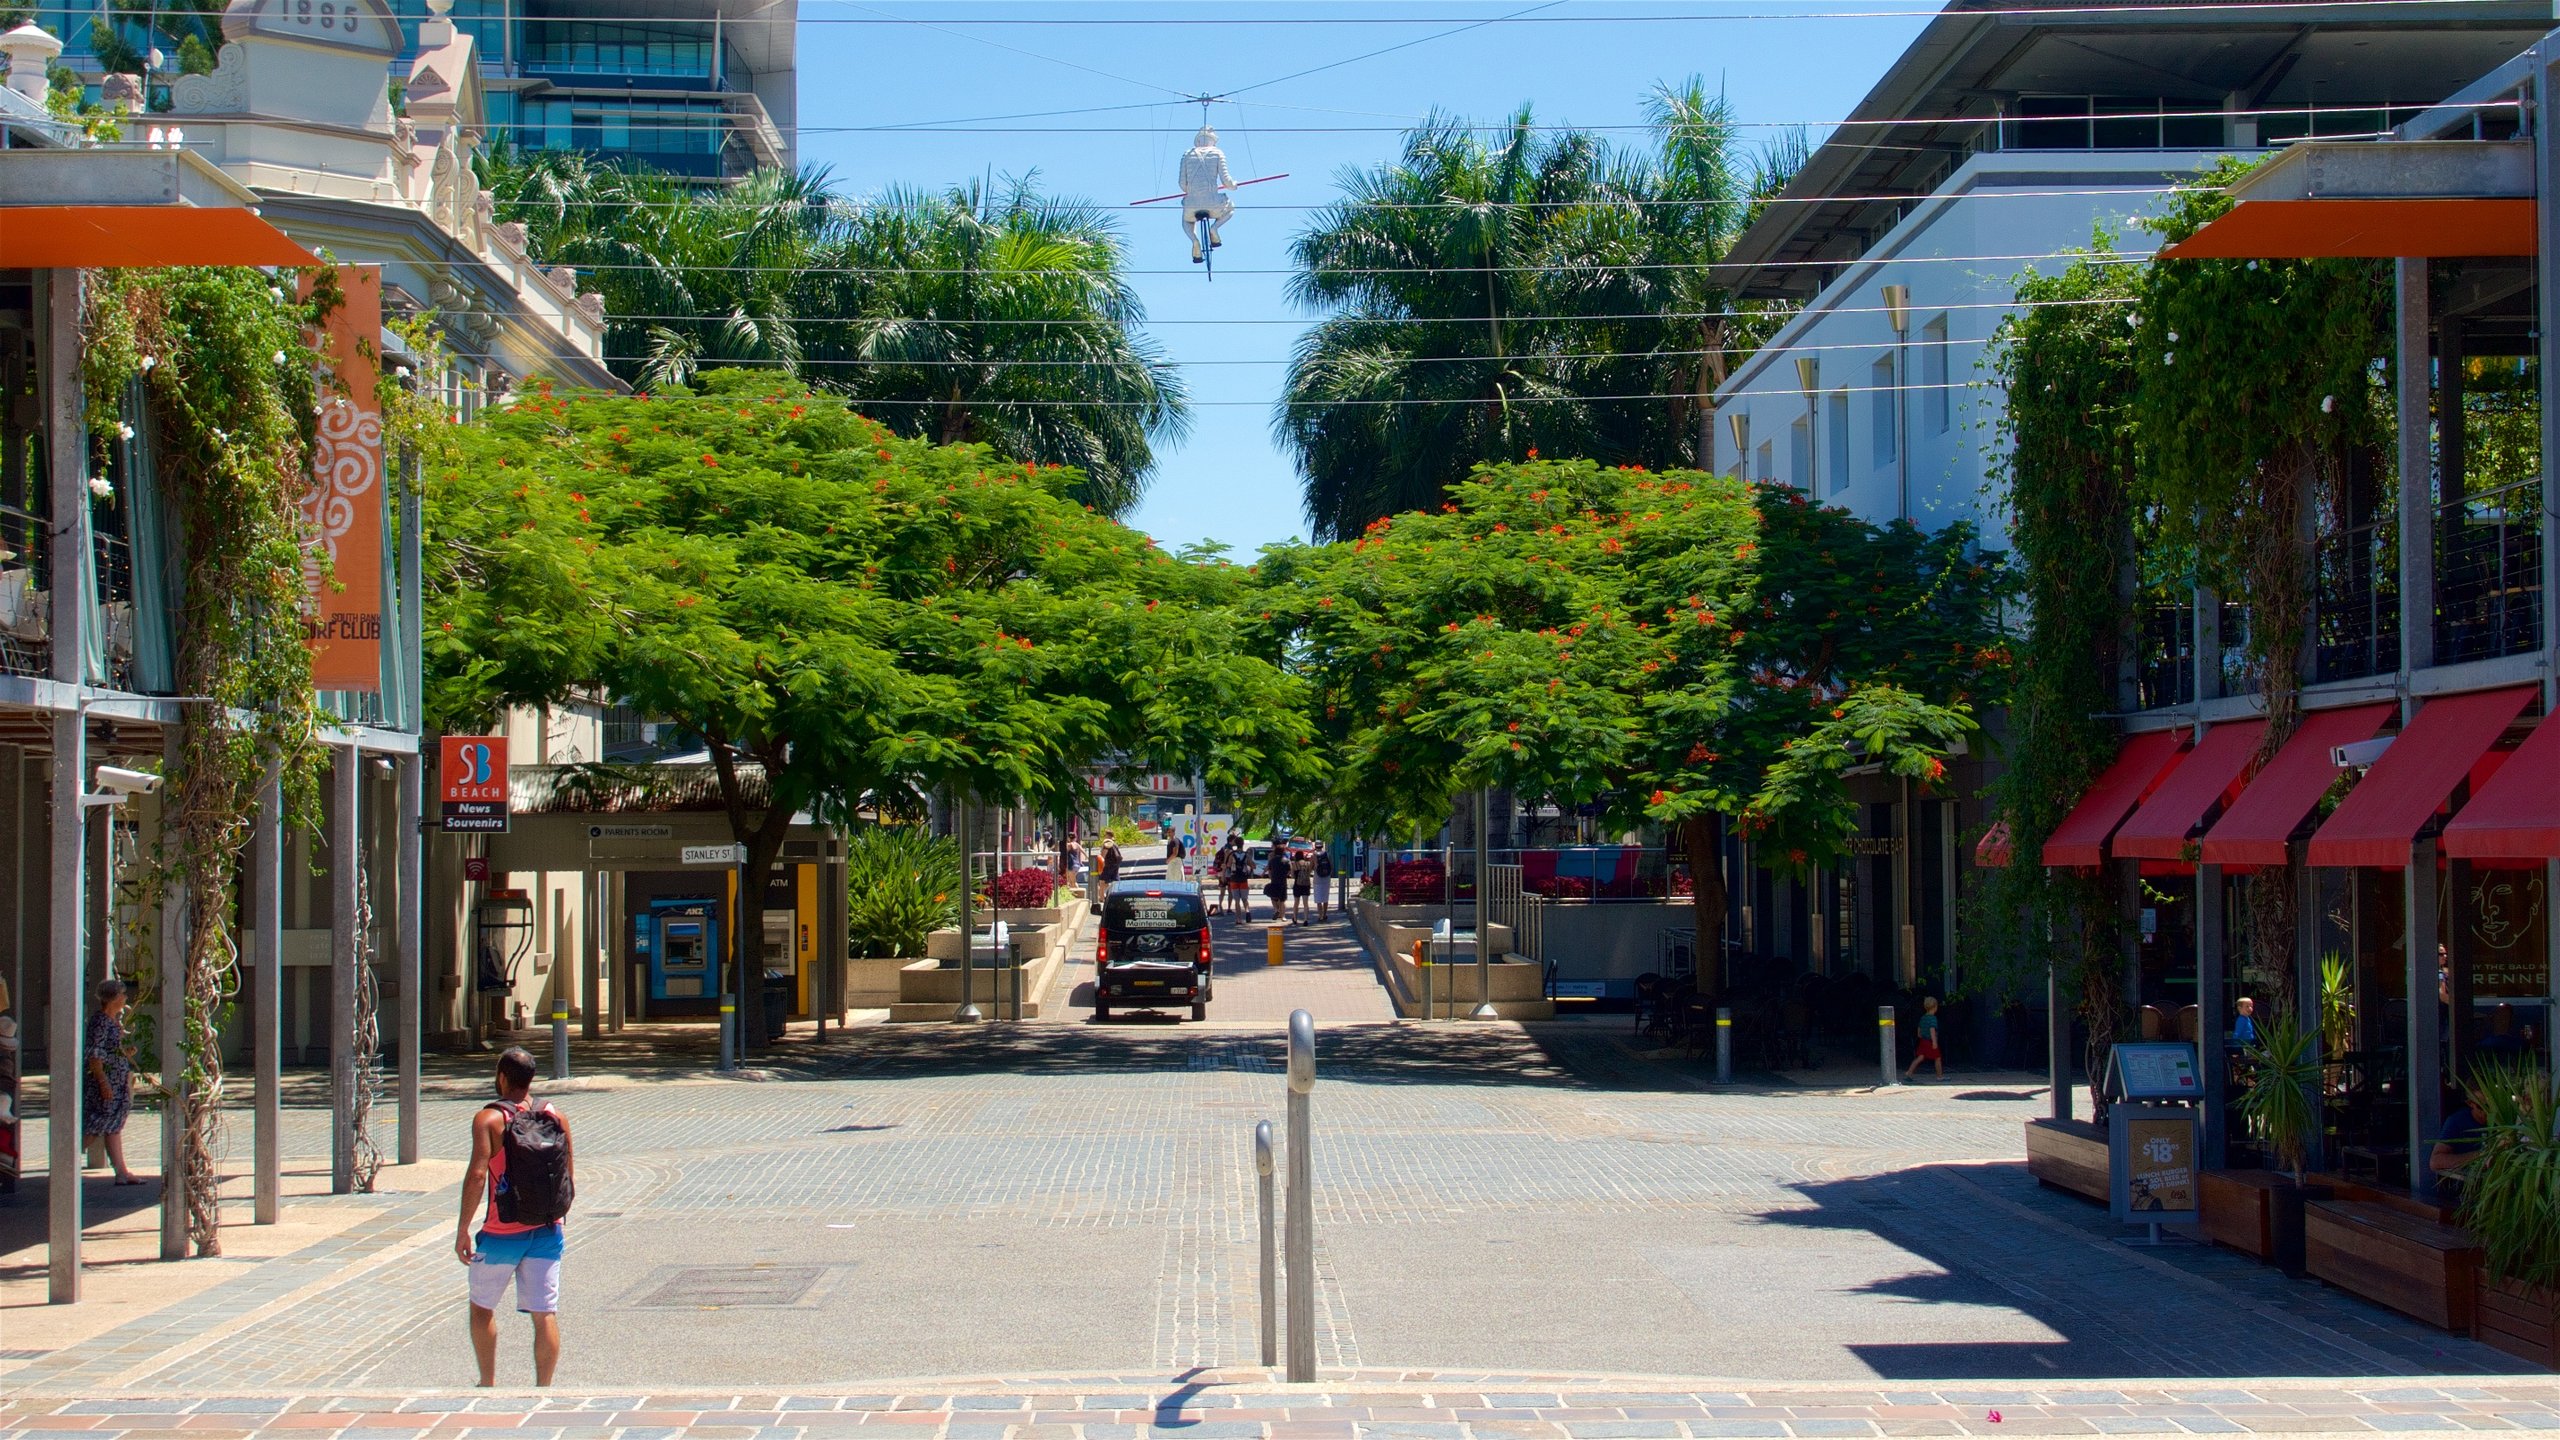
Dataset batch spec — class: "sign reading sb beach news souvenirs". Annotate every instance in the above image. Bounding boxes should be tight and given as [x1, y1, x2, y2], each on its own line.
[440, 735, 510, 833]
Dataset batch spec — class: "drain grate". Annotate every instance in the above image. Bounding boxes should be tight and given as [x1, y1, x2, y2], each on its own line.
[627, 1264, 827, 1309]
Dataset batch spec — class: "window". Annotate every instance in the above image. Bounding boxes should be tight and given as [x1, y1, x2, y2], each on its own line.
[1755, 439, 1775, 483]
[1825, 392, 1850, 495]
[1788, 417, 1811, 490]
[1871, 355, 1897, 467]
[1922, 314, 1949, 433]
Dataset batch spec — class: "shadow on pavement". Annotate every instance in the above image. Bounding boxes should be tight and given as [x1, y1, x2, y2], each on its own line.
[1759, 1162, 2535, 1380]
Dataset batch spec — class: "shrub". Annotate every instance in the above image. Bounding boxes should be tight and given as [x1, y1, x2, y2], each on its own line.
[990, 866, 1060, 911]
[2458, 1057, 2560, 1292]
[846, 825, 958, 959]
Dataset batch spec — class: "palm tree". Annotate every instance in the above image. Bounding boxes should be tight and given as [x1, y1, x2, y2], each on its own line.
[1278, 81, 1760, 538]
[823, 176, 1188, 519]
[480, 158, 1183, 518]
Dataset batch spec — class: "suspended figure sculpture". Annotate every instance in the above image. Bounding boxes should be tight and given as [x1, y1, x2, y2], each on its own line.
[1178, 124, 1235, 264]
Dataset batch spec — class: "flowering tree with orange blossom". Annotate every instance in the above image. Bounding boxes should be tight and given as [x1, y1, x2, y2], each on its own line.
[1254, 458, 2009, 996]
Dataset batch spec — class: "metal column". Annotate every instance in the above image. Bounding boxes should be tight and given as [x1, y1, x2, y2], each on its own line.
[44, 268, 88, 1305]
[2538, 49, 2560, 1087]
[1469, 789, 1495, 1020]
[2396, 257, 2437, 679]
[252, 772, 282, 1221]
[396, 753, 421, 1166]
[158, 739, 187, 1260]
[329, 746, 358, 1194]
[2406, 838, 2443, 1198]
[1284, 1009, 1316, 1383]
[2196, 863, 2227, 1168]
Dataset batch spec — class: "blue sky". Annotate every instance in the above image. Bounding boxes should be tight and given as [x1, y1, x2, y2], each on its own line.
[795, 2, 1934, 555]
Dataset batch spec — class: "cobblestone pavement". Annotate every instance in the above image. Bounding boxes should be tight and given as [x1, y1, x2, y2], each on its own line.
[12, 1377, 2560, 1439]
[0, 1023, 2538, 1395]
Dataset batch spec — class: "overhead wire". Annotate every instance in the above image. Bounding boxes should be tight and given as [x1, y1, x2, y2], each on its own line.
[75, 0, 2541, 23]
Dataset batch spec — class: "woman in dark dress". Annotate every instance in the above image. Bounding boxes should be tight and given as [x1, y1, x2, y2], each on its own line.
[85, 978, 142, 1185]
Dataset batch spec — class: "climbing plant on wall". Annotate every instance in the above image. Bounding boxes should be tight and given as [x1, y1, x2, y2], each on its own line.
[2138, 158, 2391, 1010]
[1976, 244, 2145, 1107]
[83, 266, 333, 1255]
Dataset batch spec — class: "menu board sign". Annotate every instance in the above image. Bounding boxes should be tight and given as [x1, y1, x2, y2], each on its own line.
[2111, 1104, 2200, 1224]
[2106, 1042, 2200, 1101]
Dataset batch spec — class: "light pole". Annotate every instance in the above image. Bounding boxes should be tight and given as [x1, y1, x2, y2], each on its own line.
[1469, 788, 1497, 1020]
[1726, 410, 1749, 481]
[1881, 283, 1912, 521]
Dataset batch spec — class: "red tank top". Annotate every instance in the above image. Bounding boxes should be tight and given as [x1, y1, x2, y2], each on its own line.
[481, 1099, 560, 1235]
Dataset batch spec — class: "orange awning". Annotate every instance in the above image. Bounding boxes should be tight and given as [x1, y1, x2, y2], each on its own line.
[2305, 686, 2536, 869]
[2112, 719, 2266, 862]
[2442, 713, 2560, 862]
[2042, 729, 2190, 868]
[0, 205, 319, 269]
[2161, 199, 2536, 261]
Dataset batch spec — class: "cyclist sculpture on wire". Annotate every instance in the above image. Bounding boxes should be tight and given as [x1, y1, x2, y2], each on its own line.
[1130, 104, 1285, 282]
[1178, 124, 1235, 265]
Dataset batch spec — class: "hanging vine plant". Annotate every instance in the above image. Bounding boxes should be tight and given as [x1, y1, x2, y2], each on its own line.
[82, 265, 334, 1255]
[1975, 242, 2144, 1109]
[2137, 157, 2390, 1008]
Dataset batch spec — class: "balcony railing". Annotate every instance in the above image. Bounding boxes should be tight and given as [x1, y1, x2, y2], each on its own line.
[2135, 601, 2194, 710]
[2313, 516, 2400, 684]
[0, 492, 50, 681]
[2435, 476, 2543, 665]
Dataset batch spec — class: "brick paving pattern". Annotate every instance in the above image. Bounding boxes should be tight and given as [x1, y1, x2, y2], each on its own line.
[11, 1378, 2560, 1439]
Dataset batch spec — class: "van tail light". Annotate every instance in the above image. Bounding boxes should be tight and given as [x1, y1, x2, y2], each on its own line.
[1199, 931, 1213, 967]
[1096, 932, 1110, 964]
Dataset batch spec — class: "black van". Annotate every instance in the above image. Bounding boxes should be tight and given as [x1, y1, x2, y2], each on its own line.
[1095, 880, 1213, 1022]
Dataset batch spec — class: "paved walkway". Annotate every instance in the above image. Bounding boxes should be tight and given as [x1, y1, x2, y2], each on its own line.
[1043, 895, 1398, 1027]
[3, 1023, 2534, 1394]
[12, 1377, 2560, 1439]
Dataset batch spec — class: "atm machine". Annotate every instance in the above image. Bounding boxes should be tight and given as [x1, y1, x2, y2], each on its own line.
[638, 898, 721, 1002]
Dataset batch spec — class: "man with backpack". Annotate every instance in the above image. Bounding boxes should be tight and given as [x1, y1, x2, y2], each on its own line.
[456, 1047, 574, 1386]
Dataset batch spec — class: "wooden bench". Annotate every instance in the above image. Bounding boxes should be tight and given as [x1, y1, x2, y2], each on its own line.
[2200, 1170, 2287, 1259]
[2305, 1199, 2479, 1331]
[2024, 1118, 2108, 1203]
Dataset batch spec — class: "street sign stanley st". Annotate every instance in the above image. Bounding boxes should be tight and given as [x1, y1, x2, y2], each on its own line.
[440, 734, 510, 833]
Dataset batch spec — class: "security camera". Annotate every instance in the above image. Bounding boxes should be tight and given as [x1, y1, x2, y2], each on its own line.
[2332, 737, 2394, 772]
[94, 765, 163, 796]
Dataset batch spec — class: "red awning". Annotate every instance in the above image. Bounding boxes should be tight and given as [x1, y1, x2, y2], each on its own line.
[0, 205, 320, 269]
[2198, 703, 2395, 868]
[1974, 821, 2012, 869]
[2041, 729, 2190, 868]
[2113, 719, 2266, 861]
[2159, 199, 2537, 260]
[2442, 713, 2560, 861]
[2305, 686, 2536, 869]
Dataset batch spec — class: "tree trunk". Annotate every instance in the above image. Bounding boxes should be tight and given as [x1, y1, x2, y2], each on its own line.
[1682, 813, 1728, 998]
[706, 735, 794, 1052]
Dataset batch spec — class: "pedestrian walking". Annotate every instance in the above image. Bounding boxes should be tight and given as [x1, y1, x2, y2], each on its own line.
[1903, 996, 1945, 1080]
[1313, 847, 1335, 922]
[458, 1047, 575, 1387]
[84, 978, 141, 1185]
[1099, 841, 1122, 887]
[1265, 848, 1291, 925]
[1291, 850, 1313, 921]
[1064, 835, 1088, 889]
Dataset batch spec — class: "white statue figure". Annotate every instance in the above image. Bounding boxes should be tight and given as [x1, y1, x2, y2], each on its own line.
[1177, 124, 1235, 263]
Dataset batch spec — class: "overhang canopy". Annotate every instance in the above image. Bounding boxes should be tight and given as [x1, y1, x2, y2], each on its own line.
[2305, 686, 2536, 868]
[1974, 820, 2012, 869]
[2042, 729, 2189, 869]
[2198, 703, 2396, 868]
[2161, 140, 2537, 260]
[0, 205, 319, 268]
[2113, 718, 2266, 861]
[2442, 712, 2560, 861]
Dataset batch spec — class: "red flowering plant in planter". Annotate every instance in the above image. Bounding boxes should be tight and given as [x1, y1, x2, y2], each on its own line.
[988, 866, 1061, 911]
[1382, 857, 1448, 904]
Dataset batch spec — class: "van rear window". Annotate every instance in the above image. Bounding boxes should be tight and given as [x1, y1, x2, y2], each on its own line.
[1106, 894, 1206, 930]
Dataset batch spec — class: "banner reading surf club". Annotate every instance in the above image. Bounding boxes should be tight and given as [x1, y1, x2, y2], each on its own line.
[299, 264, 386, 691]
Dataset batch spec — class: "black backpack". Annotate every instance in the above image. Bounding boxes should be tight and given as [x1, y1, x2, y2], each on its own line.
[490, 1100, 574, 1226]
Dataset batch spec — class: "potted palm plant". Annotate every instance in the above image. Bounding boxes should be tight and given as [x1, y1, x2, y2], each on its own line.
[2237, 1012, 2330, 1276]
[2457, 1057, 2560, 1367]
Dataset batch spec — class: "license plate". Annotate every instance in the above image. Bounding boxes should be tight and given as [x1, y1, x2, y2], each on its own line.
[1135, 979, 1165, 987]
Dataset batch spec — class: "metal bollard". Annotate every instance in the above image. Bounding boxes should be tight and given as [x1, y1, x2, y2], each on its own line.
[718, 1000, 736, 1072]
[551, 1000, 569, 1081]
[1716, 1007, 1732, 1083]
[1255, 1118, 1277, 1368]
[1269, 927, 1285, 966]
[1416, 939, 1433, 1020]
[1879, 1004, 1899, 1086]
[1285, 1008, 1316, 1382]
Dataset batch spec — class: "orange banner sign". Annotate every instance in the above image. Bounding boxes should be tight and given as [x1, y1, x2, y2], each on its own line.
[301, 264, 385, 691]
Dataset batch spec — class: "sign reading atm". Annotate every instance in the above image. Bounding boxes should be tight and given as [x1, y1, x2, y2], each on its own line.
[440, 735, 510, 833]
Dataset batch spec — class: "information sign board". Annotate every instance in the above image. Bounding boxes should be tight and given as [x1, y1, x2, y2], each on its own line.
[2105, 1041, 2200, 1101]
[439, 735, 509, 833]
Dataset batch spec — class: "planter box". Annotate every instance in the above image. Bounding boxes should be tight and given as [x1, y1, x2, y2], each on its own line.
[2305, 1199, 2479, 1332]
[2201, 1170, 2331, 1275]
[2472, 1271, 2560, 1369]
[2024, 1118, 2108, 1204]
[843, 955, 912, 1008]
[1387, 950, 1553, 1020]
